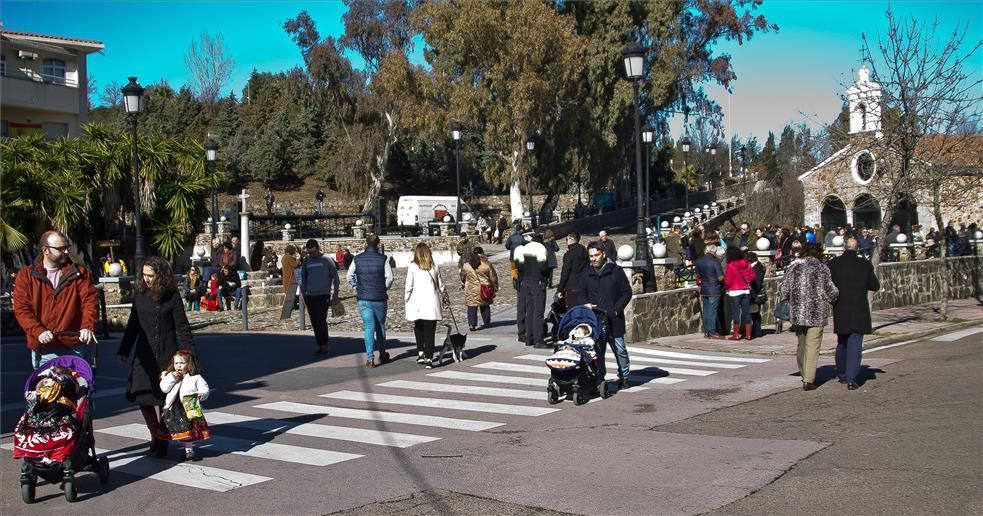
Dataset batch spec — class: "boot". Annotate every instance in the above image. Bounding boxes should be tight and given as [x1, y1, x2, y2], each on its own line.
[728, 324, 742, 341]
[743, 324, 753, 341]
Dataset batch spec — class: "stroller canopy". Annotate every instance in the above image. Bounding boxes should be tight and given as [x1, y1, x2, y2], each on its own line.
[24, 356, 95, 394]
[557, 305, 602, 342]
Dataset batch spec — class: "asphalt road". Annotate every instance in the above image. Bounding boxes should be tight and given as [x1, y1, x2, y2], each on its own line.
[0, 325, 979, 515]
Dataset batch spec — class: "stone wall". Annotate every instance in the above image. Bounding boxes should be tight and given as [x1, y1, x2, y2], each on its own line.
[626, 255, 982, 343]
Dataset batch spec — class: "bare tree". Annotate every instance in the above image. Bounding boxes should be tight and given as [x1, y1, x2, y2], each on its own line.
[99, 79, 123, 108]
[862, 9, 982, 319]
[184, 32, 236, 109]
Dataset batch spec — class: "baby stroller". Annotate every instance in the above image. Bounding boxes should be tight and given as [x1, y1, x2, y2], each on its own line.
[12, 353, 109, 503]
[543, 293, 567, 344]
[544, 305, 609, 405]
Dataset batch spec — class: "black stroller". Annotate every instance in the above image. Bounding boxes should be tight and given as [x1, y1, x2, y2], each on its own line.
[12, 352, 109, 503]
[543, 293, 567, 344]
[545, 306, 609, 405]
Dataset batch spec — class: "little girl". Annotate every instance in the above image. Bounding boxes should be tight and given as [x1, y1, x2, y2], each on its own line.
[201, 272, 221, 312]
[159, 350, 210, 461]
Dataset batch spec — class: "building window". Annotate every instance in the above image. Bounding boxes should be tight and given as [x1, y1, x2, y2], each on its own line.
[42, 58, 66, 84]
[851, 151, 876, 185]
[43, 122, 69, 139]
[1, 55, 6, 76]
[1, 120, 9, 138]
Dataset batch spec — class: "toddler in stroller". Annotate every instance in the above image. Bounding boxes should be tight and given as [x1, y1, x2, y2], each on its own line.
[12, 355, 109, 503]
[544, 305, 608, 405]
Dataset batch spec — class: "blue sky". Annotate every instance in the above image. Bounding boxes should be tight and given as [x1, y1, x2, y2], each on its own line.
[1, 0, 979, 141]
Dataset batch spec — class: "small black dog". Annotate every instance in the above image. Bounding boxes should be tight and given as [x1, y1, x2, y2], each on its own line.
[436, 324, 467, 365]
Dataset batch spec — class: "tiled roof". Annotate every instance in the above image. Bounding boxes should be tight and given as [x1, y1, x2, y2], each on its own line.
[1, 29, 104, 47]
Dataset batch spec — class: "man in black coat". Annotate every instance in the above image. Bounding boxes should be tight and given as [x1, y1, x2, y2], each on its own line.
[828, 237, 880, 390]
[557, 232, 587, 304]
[578, 242, 633, 389]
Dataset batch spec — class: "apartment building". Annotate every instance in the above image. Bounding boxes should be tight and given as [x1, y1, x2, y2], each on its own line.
[1, 29, 104, 138]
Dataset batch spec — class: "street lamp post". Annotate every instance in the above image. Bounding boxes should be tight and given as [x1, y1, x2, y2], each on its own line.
[122, 77, 145, 271]
[708, 142, 717, 191]
[452, 122, 462, 228]
[525, 137, 536, 228]
[679, 135, 691, 214]
[740, 144, 748, 198]
[624, 41, 654, 291]
[205, 138, 218, 235]
[642, 125, 654, 226]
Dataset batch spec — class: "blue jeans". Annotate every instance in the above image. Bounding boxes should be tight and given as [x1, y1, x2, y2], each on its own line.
[701, 295, 721, 335]
[835, 333, 864, 383]
[358, 300, 387, 360]
[32, 345, 88, 368]
[729, 294, 751, 325]
[597, 336, 631, 381]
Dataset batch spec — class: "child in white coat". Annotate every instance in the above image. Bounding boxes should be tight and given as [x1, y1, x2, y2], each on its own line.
[159, 350, 210, 461]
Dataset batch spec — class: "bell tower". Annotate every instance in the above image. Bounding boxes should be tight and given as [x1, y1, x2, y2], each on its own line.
[846, 65, 882, 137]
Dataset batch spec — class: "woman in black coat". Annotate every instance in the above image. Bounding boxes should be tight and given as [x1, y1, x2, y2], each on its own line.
[117, 256, 195, 457]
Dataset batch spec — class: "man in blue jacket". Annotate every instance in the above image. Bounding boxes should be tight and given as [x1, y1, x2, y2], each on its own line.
[578, 242, 633, 390]
[347, 235, 395, 368]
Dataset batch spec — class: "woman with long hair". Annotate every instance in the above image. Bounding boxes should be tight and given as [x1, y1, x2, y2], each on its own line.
[280, 245, 300, 319]
[117, 256, 196, 458]
[722, 246, 755, 341]
[405, 242, 446, 368]
[779, 243, 838, 390]
[460, 246, 498, 331]
[183, 266, 203, 311]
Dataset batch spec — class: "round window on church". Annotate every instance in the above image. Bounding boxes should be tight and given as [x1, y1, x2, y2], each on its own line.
[852, 151, 876, 185]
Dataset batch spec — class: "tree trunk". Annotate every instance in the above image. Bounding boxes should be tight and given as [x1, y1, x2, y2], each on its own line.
[932, 187, 948, 321]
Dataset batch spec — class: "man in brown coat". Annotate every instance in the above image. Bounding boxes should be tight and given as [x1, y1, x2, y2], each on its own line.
[14, 231, 99, 366]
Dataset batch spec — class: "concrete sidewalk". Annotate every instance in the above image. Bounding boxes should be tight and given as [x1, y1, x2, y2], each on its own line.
[646, 298, 983, 355]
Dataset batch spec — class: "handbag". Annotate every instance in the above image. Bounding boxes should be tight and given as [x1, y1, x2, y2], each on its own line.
[479, 282, 496, 302]
[160, 401, 191, 435]
[330, 299, 346, 317]
[773, 299, 791, 321]
[740, 268, 767, 305]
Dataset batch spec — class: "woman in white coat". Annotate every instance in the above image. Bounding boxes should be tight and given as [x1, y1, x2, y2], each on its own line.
[405, 242, 446, 368]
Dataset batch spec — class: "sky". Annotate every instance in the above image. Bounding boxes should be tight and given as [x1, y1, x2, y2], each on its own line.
[1, 0, 979, 143]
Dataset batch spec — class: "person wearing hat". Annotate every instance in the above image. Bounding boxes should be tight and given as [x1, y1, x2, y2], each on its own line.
[513, 232, 550, 348]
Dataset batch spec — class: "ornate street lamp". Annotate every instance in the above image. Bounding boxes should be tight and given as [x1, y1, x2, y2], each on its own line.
[122, 77, 145, 271]
[526, 137, 536, 227]
[452, 122, 462, 227]
[708, 142, 717, 190]
[623, 41, 654, 290]
[205, 138, 218, 235]
[679, 134, 692, 214]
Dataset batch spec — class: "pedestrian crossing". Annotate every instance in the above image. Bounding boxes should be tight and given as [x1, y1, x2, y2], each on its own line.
[8, 346, 769, 493]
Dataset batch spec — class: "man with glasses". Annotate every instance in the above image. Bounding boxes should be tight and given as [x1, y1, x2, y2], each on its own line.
[299, 239, 340, 355]
[577, 242, 633, 391]
[13, 230, 99, 366]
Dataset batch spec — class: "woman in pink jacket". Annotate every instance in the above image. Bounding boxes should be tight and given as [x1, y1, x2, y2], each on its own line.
[722, 246, 757, 340]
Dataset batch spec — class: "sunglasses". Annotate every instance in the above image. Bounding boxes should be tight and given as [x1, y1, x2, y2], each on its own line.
[46, 245, 71, 252]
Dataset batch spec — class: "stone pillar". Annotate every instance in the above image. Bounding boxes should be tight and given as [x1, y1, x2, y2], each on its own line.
[240, 211, 251, 267]
[216, 218, 230, 241]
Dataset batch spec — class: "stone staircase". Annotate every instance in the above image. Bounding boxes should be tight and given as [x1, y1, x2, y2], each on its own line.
[239, 271, 286, 309]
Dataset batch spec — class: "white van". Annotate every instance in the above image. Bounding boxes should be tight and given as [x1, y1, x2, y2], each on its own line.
[396, 196, 472, 228]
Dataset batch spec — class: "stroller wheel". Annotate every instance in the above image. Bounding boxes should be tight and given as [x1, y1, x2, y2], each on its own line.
[63, 480, 77, 503]
[97, 456, 110, 484]
[547, 383, 561, 405]
[573, 389, 588, 406]
[20, 463, 37, 504]
[600, 381, 611, 399]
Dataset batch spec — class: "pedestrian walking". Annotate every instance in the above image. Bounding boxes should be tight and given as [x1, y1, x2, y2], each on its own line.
[723, 247, 756, 341]
[264, 187, 275, 216]
[347, 235, 395, 368]
[495, 216, 507, 244]
[746, 251, 766, 338]
[778, 243, 839, 391]
[13, 230, 99, 367]
[460, 247, 498, 331]
[456, 231, 475, 270]
[694, 244, 725, 339]
[404, 242, 446, 368]
[279, 245, 299, 320]
[514, 233, 550, 348]
[299, 239, 341, 355]
[557, 232, 587, 304]
[828, 237, 880, 390]
[158, 350, 210, 461]
[116, 256, 196, 458]
[183, 266, 204, 312]
[578, 242, 633, 390]
[543, 229, 559, 288]
[315, 188, 326, 215]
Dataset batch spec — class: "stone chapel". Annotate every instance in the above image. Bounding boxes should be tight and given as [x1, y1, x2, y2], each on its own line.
[797, 66, 982, 233]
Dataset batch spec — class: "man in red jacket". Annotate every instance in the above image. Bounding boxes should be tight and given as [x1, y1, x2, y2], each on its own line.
[13, 230, 99, 366]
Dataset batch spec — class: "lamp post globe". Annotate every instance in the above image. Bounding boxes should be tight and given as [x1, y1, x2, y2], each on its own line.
[205, 138, 218, 236]
[452, 122, 462, 228]
[642, 125, 654, 226]
[122, 77, 145, 270]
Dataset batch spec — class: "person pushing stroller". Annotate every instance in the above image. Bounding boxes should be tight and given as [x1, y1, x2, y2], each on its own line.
[577, 242, 633, 390]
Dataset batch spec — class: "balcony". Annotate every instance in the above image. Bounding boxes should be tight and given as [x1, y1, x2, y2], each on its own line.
[0, 73, 80, 115]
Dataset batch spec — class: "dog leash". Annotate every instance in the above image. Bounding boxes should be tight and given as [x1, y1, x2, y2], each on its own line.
[432, 268, 464, 335]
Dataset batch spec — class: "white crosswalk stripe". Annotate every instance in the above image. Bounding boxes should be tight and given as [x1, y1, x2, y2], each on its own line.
[97, 423, 363, 466]
[626, 346, 772, 363]
[253, 401, 504, 431]
[428, 370, 548, 386]
[471, 361, 686, 384]
[1, 443, 271, 492]
[376, 380, 544, 400]
[320, 390, 559, 416]
[511, 355, 718, 376]
[206, 411, 439, 448]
